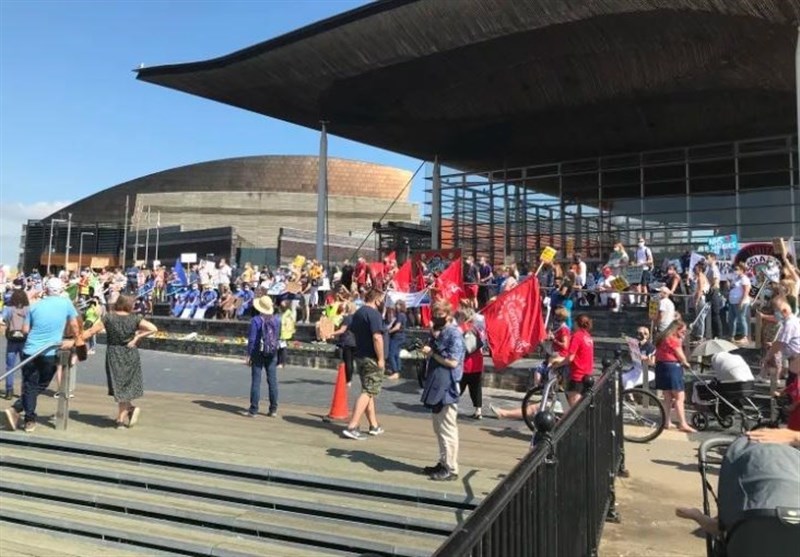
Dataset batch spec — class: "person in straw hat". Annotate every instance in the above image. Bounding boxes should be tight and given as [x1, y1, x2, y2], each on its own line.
[246, 295, 282, 417]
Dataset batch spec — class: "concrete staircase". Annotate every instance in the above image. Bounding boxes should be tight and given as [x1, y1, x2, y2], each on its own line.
[0, 434, 475, 556]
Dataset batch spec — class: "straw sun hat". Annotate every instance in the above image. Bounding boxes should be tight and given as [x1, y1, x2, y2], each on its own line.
[253, 295, 275, 315]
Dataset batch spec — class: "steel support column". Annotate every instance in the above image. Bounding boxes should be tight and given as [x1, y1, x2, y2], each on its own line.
[315, 122, 328, 262]
[431, 157, 441, 250]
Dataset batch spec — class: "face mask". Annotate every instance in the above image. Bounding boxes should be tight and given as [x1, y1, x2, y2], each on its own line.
[638, 242, 645, 247]
[637, 333, 647, 341]
[432, 316, 447, 329]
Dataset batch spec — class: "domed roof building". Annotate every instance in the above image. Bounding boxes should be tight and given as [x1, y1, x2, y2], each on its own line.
[22, 155, 418, 270]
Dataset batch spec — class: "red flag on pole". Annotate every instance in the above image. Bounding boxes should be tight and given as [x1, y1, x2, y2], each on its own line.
[368, 262, 385, 290]
[435, 258, 463, 309]
[482, 277, 546, 369]
[394, 260, 411, 292]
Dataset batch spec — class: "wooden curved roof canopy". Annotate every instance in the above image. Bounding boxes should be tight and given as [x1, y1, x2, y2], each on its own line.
[137, 0, 800, 171]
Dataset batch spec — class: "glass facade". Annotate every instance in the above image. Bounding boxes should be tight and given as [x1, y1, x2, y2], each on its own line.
[429, 135, 798, 266]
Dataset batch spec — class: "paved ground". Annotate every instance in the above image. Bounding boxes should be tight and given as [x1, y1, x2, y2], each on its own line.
[1, 343, 721, 556]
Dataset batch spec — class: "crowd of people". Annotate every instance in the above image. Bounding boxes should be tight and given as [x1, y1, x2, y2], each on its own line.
[2, 240, 798, 485]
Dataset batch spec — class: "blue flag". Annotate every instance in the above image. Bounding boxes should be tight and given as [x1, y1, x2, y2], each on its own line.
[173, 259, 188, 286]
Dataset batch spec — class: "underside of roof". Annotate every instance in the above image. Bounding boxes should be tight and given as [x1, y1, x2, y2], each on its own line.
[137, 0, 800, 171]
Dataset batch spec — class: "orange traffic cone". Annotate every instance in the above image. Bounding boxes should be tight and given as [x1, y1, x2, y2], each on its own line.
[324, 363, 349, 422]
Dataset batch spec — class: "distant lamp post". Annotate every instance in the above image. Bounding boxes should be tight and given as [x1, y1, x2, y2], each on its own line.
[46, 218, 67, 276]
[79, 232, 95, 270]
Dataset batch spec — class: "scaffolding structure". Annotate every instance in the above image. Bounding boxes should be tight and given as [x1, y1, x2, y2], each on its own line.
[428, 135, 799, 267]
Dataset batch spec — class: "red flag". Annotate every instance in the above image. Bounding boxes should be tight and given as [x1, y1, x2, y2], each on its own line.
[435, 257, 463, 309]
[394, 260, 411, 292]
[482, 277, 546, 369]
[368, 262, 385, 289]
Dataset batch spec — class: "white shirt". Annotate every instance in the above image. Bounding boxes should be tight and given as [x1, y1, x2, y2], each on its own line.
[728, 274, 751, 305]
[658, 297, 675, 331]
[576, 261, 587, 286]
[706, 263, 721, 287]
[218, 264, 232, 285]
[776, 314, 800, 358]
[635, 245, 652, 270]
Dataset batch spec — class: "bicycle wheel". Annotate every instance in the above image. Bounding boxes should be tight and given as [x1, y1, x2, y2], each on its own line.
[621, 388, 666, 443]
[521, 385, 544, 432]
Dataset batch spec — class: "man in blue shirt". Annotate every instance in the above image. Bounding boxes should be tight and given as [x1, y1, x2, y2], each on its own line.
[421, 301, 465, 481]
[4, 278, 81, 432]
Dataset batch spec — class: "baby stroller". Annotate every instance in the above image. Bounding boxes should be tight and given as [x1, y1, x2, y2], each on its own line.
[690, 353, 767, 431]
[697, 436, 800, 557]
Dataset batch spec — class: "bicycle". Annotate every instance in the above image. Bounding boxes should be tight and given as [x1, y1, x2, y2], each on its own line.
[521, 365, 564, 433]
[522, 358, 667, 443]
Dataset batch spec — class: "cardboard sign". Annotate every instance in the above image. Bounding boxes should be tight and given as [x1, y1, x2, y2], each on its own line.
[317, 316, 335, 341]
[610, 276, 629, 292]
[623, 266, 643, 284]
[648, 300, 659, 320]
[89, 256, 110, 269]
[772, 237, 788, 258]
[180, 253, 197, 264]
[285, 281, 302, 294]
[539, 246, 557, 263]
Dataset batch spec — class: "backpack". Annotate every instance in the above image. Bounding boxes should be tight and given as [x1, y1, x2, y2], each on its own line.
[5, 307, 28, 342]
[259, 315, 280, 355]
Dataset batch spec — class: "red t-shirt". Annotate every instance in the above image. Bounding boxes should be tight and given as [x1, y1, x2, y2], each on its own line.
[553, 324, 570, 358]
[655, 335, 682, 363]
[568, 329, 594, 381]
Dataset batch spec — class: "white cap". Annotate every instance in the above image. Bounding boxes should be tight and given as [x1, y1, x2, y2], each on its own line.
[45, 277, 64, 295]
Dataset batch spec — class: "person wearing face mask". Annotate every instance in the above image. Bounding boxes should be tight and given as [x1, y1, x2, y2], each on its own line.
[596, 266, 620, 312]
[621, 327, 656, 390]
[634, 238, 654, 306]
[420, 301, 465, 481]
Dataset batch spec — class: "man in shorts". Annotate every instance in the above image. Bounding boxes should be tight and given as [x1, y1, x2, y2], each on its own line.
[342, 289, 386, 440]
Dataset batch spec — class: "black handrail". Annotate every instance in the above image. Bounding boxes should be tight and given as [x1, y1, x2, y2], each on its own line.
[0, 343, 63, 383]
[433, 362, 624, 556]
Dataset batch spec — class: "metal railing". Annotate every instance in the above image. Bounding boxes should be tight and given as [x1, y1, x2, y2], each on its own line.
[1, 342, 75, 430]
[433, 361, 624, 557]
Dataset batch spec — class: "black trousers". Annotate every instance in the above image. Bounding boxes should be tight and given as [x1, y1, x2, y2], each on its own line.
[459, 372, 483, 409]
[341, 346, 356, 383]
[708, 289, 724, 339]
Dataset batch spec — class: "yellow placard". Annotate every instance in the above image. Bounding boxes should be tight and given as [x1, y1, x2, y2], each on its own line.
[292, 255, 306, 269]
[648, 300, 659, 320]
[610, 276, 629, 292]
[539, 246, 557, 263]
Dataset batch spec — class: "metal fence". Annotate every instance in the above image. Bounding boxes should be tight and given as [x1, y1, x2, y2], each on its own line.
[433, 363, 624, 557]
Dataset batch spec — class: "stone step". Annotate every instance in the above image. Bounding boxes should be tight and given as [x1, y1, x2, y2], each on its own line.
[0, 469, 443, 556]
[0, 435, 472, 556]
[0, 445, 460, 531]
[0, 494, 344, 557]
[0, 521, 166, 557]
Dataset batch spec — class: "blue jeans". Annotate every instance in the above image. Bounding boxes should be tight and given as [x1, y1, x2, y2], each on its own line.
[249, 352, 278, 414]
[5, 341, 24, 392]
[388, 338, 403, 373]
[12, 354, 58, 422]
[728, 302, 750, 339]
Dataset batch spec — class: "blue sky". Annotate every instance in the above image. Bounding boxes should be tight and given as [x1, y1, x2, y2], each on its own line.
[0, 0, 425, 266]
